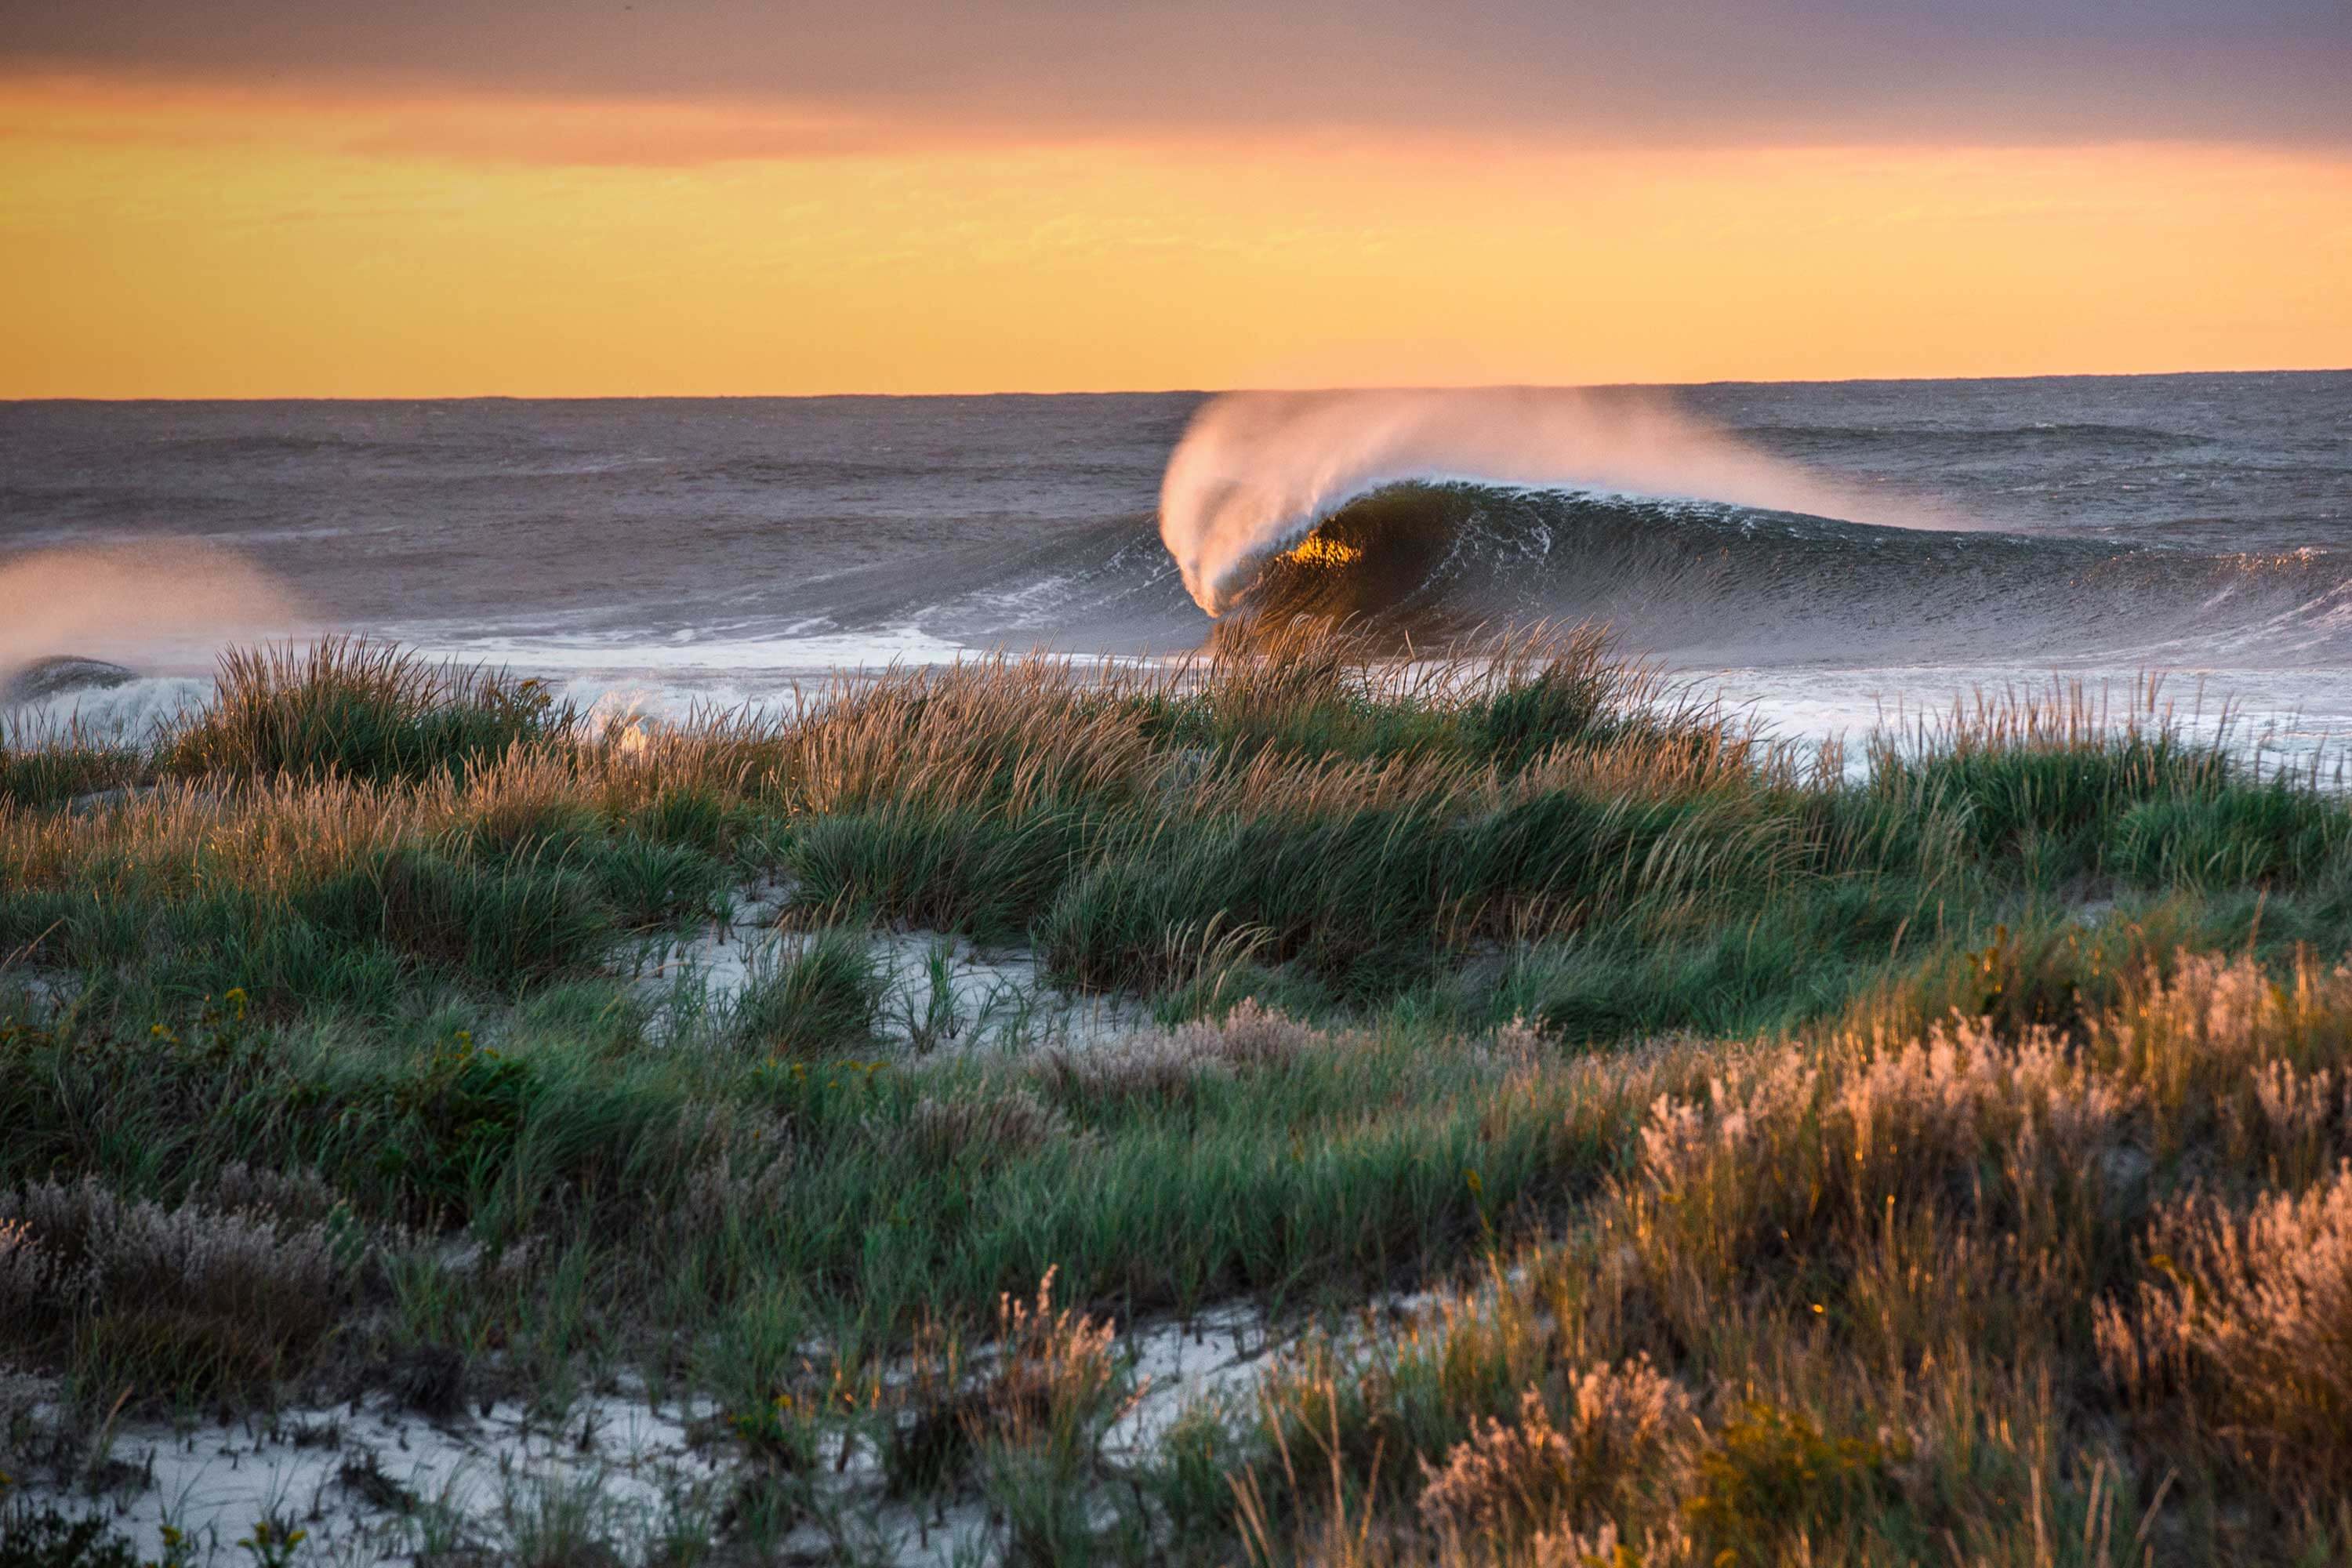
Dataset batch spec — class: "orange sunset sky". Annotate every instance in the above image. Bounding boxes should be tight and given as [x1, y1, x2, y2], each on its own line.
[3, 2, 2348, 397]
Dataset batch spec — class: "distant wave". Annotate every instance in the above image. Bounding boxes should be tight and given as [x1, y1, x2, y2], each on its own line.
[1733, 422, 2201, 454]
[157, 433, 425, 459]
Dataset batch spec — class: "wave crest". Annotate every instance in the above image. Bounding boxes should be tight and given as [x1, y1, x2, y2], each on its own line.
[1156, 387, 1963, 616]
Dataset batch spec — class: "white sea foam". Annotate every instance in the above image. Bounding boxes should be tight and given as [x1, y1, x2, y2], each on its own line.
[1, 676, 216, 742]
[416, 625, 976, 674]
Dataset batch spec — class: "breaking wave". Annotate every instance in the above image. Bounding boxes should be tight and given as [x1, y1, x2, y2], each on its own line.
[1144, 390, 2352, 666]
[0, 542, 308, 687]
[1156, 387, 1966, 616]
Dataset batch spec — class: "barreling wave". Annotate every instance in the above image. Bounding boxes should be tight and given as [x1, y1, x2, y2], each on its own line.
[1156, 387, 1966, 617]
[1191, 477, 2350, 664]
[1144, 388, 2352, 666]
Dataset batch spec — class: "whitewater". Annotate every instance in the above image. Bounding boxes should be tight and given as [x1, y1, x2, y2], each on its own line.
[3, 372, 2348, 758]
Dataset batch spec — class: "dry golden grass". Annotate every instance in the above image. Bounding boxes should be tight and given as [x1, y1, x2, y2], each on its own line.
[0, 774, 428, 897]
[1416, 1363, 1694, 1551]
[775, 654, 1168, 815]
[2100, 1164, 2352, 1490]
[1207, 952, 2352, 1566]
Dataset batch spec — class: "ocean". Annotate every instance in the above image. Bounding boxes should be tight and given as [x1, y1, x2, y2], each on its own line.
[3, 371, 2348, 759]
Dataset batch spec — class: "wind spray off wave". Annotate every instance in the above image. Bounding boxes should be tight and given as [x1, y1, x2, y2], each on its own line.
[0, 542, 307, 683]
[1156, 387, 1964, 616]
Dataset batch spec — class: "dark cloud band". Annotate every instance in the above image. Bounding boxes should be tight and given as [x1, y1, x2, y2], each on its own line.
[4, 0, 2347, 146]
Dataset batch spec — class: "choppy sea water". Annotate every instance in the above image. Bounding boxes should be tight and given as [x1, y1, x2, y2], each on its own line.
[2, 372, 2347, 762]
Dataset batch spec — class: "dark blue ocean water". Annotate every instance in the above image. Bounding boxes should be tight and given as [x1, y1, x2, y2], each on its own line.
[3, 371, 2347, 750]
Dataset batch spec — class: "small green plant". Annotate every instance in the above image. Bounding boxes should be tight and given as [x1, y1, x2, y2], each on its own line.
[1472, 652, 1624, 770]
[894, 938, 964, 1053]
[366, 1028, 535, 1214]
[727, 1390, 821, 1472]
[0, 737, 141, 813]
[234, 1512, 306, 1568]
[1682, 1403, 1907, 1560]
[298, 848, 611, 989]
[151, 1523, 194, 1568]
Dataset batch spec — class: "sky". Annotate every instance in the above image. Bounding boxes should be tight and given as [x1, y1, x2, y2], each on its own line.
[2, 1, 2348, 396]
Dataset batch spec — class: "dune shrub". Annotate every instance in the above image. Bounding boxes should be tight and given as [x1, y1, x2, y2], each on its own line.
[1417, 1363, 1693, 1550]
[296, 846, 610, 987]
[2109, 784, 2352, 890]
[0, 1171, 356, 1401]
[162, 638, 572, 784]
[2099, 1163, 2352, 1486]
[1036, 999, 1319, 1113]
[733, 928, 884, 1057]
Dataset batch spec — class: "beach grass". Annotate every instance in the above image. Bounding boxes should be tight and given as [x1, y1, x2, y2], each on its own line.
[2, 628, 2349, 1564]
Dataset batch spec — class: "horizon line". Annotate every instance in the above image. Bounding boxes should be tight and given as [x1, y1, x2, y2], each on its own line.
[9, 364, 2350, 406]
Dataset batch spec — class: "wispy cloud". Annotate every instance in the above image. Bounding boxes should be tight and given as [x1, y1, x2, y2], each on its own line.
[3, 0, 2347, 156]
[0, 74, 927, 167]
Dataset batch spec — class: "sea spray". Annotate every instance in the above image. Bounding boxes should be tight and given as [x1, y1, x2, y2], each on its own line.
[0, 540, 308, 684]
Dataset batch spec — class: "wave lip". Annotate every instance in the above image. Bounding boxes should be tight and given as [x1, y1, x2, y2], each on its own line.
[2, 655, 136, 707]
[1156, 387, 1965, 616]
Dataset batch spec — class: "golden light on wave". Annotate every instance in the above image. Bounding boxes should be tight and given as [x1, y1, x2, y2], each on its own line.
[1283, 535, 1366, 568]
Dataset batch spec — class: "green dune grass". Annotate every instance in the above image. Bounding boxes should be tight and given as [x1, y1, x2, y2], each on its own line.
[2, 628, 2349, 1565]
